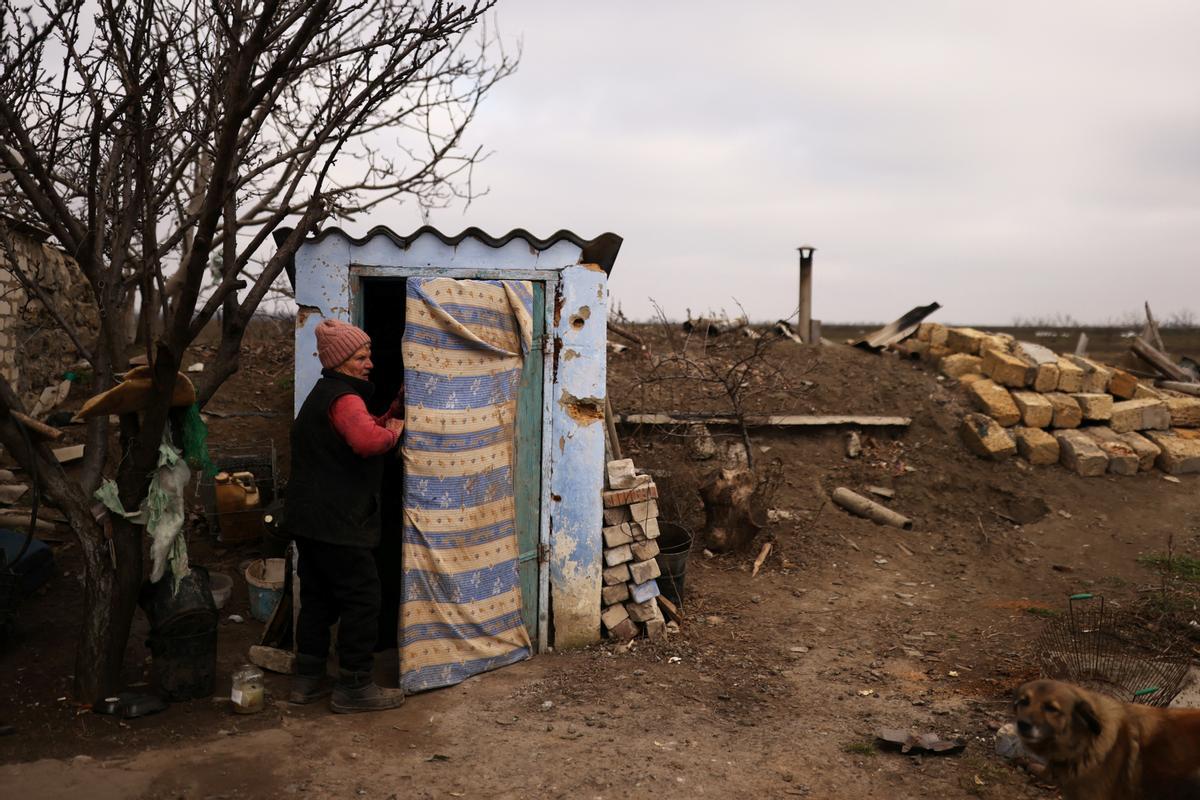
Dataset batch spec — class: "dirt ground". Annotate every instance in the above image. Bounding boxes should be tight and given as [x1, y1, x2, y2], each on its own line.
[2, 320, 1198, 799]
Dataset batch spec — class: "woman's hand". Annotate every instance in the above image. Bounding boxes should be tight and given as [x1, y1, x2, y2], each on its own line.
[387, 384, 405, 418]
[385, 418, 404, 435]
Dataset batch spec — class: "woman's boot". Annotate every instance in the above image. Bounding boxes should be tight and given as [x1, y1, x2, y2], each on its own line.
[288, 654, 333, 704]
[330, 669, 405, 713]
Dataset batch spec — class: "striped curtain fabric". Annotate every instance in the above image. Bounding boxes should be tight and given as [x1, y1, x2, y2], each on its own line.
[399, 277, 534, 693]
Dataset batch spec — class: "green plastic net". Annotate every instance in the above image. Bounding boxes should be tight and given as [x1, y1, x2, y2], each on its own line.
[182, 404, 218, 479]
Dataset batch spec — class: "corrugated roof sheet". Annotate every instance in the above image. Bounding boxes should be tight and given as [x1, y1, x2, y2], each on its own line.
[278, 225, 622, 288]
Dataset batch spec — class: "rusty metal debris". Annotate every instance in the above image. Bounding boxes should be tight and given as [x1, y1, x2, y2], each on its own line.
[852, 302, 941, 352]
[875, 729, 966, 756]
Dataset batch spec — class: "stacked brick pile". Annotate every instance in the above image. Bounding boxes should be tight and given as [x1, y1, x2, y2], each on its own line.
[906, 324, 1200, 477]
[599, 459, 666, 640]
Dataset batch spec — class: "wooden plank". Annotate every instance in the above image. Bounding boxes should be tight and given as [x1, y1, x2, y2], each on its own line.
[514, 282, 544, 645]
[9, 411, 64, 441]
[607, 322, 644, 347]
[1160, 381, 1200, 397]
[604, 397, 622, 461]
[656, 594, 683, 624]
[1143, 302, 1167, 353]
[616, 413, 911, 428]
[1132, 337, 1192, 383]
[0, 512, 64, 534]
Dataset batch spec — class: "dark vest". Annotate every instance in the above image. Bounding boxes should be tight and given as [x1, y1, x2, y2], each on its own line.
[284, 370, 385, 548]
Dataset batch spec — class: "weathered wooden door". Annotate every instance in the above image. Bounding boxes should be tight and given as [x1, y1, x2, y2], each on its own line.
[513, 282, 544, 645]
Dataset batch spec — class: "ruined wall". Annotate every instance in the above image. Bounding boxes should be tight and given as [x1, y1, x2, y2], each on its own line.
[0, 225, 95, 403]
[0, 257, 18, 386]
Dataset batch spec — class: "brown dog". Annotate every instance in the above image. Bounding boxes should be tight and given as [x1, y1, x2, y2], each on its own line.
[1014, 679, 1200, 800]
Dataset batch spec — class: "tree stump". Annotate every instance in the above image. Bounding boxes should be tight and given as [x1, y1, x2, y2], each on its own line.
[699, 468, 763, 552]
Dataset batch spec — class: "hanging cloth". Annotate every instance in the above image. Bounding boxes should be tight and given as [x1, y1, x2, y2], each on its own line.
[399, 278, 533, 693]
[94, 430, 191, 589]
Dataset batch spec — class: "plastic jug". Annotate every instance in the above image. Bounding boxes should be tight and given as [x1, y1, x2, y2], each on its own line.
[214, 471, 263, 543]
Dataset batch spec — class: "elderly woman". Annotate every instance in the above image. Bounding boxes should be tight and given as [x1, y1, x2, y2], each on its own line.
[283, 318, 405, 713]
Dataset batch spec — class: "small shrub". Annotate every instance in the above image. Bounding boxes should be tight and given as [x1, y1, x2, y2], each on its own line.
[842, 740, 876, 757]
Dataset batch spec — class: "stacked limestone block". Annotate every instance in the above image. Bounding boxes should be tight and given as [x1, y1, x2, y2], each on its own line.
[912, 323, 1200, 477]
[0, 223, 97, 397]
[600, 459, 666, 641]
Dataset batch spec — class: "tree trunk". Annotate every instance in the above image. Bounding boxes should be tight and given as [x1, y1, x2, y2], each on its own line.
[78, 344, 117, 495]
[0, 379, 119, 700]
[2, 361, 174, 699]
[76, 351, 174, 700]
[699, 468, 764, 552]
[74, 527, 119, 701]
[91, 512, 143, 696]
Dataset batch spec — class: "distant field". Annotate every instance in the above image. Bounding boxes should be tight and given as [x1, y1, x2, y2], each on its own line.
[821, 324, 1199, 364]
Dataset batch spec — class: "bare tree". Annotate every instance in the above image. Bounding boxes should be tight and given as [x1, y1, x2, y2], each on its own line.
[627, 306, 813, 551]
[638, 301, 799, 470]
[1163, 308, 1197, 330]
[0, 0, 513, 700]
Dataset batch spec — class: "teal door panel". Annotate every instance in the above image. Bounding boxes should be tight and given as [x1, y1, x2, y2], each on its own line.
[514, 282, 545, 645]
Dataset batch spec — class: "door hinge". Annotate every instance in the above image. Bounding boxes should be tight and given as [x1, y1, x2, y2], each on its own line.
[538, 542, 549, 563]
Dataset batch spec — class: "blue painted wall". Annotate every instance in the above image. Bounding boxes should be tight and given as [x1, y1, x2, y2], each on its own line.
[547, 266, 607, 647]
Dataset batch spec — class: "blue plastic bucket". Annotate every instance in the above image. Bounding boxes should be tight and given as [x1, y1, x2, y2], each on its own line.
[244, 558, 285, 623]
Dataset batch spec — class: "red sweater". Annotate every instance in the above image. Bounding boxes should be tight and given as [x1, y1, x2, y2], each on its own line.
[328, 394, 401, 457]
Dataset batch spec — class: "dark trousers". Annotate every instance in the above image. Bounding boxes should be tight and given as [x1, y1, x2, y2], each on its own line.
[295, 537, 381, 675]
[373, 532, 402, 651]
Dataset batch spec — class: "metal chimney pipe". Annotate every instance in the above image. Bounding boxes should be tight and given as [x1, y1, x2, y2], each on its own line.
[797, 245, 816, 343]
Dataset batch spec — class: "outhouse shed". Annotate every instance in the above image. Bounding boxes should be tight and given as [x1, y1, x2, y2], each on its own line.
[289, 225, 621, 692]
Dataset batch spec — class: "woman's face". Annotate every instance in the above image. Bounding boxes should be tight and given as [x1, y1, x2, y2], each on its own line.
[337, 344, 373, 380]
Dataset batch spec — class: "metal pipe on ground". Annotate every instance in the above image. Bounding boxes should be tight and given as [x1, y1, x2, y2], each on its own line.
[831, 487, 913, 530]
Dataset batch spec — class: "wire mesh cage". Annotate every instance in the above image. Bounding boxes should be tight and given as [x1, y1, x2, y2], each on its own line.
[195, 441, 278, 545]
[1035, 593, 1194, 707]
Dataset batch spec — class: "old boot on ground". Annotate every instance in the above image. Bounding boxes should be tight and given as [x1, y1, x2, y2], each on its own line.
[330, 669, 405, 713]
[289, 654, 333, 705]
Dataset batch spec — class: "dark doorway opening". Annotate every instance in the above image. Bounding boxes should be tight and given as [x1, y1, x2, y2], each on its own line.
[361, 277, 407, 416]
[361, 277, 407, 651]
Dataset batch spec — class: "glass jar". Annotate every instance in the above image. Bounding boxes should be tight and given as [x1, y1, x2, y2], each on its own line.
[230, 664, 264, 714]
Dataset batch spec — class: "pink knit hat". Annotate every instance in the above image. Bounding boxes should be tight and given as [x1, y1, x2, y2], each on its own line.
[315, 318, 371, 369]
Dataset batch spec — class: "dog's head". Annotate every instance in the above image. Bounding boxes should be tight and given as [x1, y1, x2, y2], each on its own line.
[1013, 680, 1103, 761]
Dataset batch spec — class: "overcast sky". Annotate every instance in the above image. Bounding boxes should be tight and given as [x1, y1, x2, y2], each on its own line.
[400, 1, 1200, 324]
